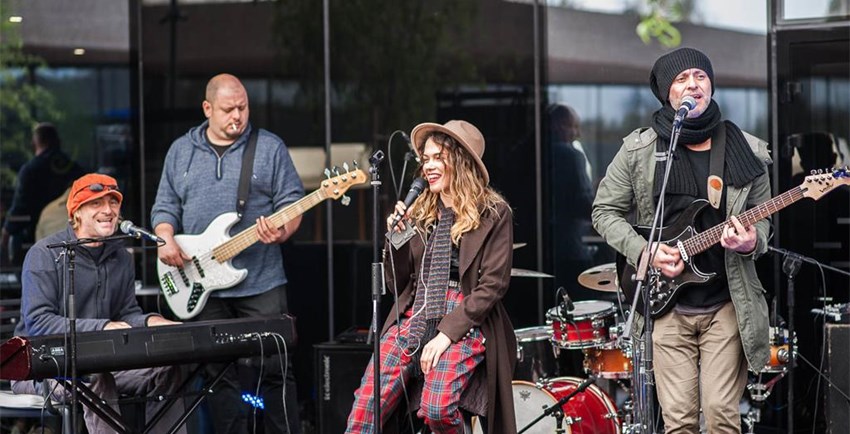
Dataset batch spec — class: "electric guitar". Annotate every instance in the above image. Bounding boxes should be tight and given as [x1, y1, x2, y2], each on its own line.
[618, 168, 850, 318]
[157, 165, 366, 319]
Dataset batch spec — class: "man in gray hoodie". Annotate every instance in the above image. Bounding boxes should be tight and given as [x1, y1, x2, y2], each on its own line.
[11, 173, 185, 434]
[152, 73, 304, 434]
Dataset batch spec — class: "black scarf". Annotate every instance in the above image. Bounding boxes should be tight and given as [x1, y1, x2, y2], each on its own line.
[651, 100, 765, 200]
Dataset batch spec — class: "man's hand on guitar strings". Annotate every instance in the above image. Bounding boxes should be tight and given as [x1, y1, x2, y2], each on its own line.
[646, 242, 685, 278]
[157, 234, 190, 267]
[720, 215, 756, 254]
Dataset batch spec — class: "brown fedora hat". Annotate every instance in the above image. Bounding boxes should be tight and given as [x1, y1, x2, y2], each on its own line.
[410, 120, 489, 185]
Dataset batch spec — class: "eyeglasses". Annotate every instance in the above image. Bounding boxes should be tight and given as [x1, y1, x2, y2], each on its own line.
[73, 183, 120, 199]
[87, 183, 119, 193]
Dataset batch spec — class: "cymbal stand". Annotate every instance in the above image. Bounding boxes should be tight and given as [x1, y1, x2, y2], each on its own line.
[742, 369, 787, 434]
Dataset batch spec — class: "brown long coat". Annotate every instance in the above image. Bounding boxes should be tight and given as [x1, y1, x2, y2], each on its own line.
[382, 200, 517, 434]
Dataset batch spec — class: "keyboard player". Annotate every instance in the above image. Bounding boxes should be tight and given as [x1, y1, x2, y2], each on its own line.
[10, 173, 186, 434]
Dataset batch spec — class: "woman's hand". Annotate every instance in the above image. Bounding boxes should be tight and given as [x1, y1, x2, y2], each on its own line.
[386, 201, 409, 232]
[420, 332, 452, 375]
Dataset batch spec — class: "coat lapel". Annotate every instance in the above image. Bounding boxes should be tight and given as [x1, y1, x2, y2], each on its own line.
[458, 212, 496, 277]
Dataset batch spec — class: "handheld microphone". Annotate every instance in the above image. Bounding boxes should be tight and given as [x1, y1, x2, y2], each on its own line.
[673, 96, 698, 127]
[120, 220, 165, 244]
[389, 177, 428, 229]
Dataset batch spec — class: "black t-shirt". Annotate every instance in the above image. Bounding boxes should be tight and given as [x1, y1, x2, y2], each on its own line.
[661, 146, 731, 308]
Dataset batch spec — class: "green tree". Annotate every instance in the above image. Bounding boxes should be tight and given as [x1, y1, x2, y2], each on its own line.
[636, 0, 697, 48]
[0, 0, 63, 190]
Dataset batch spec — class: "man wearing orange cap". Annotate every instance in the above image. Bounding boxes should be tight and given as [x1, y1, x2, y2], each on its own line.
[11, 173, 186, 434]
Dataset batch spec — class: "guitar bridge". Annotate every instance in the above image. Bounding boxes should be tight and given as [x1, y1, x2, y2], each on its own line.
[160, 273, 177, 296]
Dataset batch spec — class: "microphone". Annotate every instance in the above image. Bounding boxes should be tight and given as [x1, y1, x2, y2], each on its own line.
[120, 220, 165, 244]
[400, 131, 419, 163]
[558, 287, 575, 318]
[389, 177, 428, 229]
[575, 375, 597, 393]
[673, 96, 698, 127]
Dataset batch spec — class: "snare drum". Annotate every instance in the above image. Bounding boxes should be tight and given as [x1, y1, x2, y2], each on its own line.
[510, 377, 620, 434]
[583, 345, 633, 380]
[764, 326, 793, 373]
[549, 301, 617, 349]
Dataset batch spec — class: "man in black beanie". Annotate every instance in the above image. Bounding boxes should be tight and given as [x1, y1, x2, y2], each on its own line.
[591, 47, 772, 433]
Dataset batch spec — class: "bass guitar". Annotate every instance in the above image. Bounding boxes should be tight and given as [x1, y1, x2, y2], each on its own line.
[158, 165, 366, 319]
[618, 168, 850, 318]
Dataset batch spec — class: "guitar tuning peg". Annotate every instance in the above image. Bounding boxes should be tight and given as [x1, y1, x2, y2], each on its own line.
[343, 162, 350, 172]
[333, 166, 341, 177]
[323, 168, 332, 179]
[341, 194, 351, 206]
[352, 160, 359, 170]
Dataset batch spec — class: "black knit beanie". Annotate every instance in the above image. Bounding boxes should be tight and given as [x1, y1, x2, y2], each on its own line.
[649, 47, 715, 104]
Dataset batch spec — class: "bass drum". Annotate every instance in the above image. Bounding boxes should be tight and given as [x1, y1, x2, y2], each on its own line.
[473, 377, 620, 434]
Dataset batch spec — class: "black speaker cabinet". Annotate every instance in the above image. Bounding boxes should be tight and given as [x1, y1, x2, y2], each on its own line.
[826, 323, 849, 434]
[314, 342, 372, 434]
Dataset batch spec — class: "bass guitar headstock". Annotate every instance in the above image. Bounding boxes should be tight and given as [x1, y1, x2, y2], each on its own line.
[321, 162, 367, 205]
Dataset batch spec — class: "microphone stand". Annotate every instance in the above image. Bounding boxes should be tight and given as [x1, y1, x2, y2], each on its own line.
[767, 245, 850, 433]
[621, 120, 684, 434]
[46, 233, 135, 434]
[367, 150, 385, 433]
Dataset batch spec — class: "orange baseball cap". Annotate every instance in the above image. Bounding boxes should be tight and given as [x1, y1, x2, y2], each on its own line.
[66, 173, 123, 219]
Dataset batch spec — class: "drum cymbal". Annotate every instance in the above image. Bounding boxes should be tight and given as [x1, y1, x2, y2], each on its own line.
[577, 263, 618, 292]
[511, 268, 554, 278]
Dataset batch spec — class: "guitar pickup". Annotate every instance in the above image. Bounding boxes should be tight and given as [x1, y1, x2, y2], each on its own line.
[187, 282, 205, 313]
[160, 273, 178, 296]
[192, 257, 205, 278]
[177, 267, 190, 287]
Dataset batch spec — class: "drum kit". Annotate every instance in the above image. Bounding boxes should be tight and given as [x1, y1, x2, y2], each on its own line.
[504, 262, 797, 434]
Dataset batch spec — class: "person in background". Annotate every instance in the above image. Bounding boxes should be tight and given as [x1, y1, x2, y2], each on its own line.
[2, 123, 85, 264]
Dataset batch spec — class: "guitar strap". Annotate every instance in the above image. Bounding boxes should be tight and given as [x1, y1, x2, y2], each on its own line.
[707, 122, 726, 209]
[236, 127, 259, 220]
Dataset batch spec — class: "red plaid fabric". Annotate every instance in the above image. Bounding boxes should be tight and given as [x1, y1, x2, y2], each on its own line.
[345, 284, 485, 433]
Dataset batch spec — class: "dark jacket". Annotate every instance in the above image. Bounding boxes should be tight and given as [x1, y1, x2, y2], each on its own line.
[383, 200, 516, 434]
[15, 226, 153, 336]
[4, 147, 84, 241]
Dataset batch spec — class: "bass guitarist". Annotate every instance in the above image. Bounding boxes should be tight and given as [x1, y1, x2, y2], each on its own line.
[151, 73, 304, 434]
[591, 48, 771, 434]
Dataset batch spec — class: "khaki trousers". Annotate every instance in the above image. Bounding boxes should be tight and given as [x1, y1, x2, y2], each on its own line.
[652, 302, 748, 434]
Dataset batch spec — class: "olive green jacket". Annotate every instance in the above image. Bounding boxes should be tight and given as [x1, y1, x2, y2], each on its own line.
[591, 127, 772, 372]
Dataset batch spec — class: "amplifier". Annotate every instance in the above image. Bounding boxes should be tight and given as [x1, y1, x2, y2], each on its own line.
[826, 324, 849, 434]
[314, 342, 372, 434]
